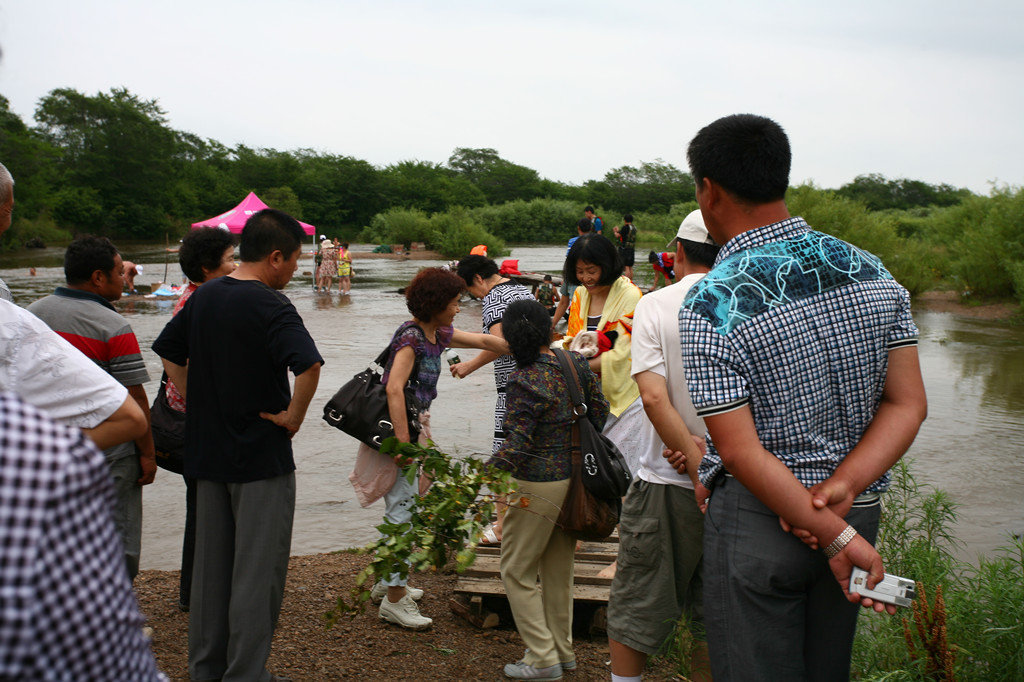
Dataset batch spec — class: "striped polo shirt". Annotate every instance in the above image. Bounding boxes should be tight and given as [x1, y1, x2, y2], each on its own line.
[679, 217, 919, 492]
[28, 287, 150, 461]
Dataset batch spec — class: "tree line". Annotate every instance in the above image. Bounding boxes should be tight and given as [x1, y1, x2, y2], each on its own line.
[0, 86, 974, 247]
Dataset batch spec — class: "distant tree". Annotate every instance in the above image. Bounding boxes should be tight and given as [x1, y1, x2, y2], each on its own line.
[838, 173, 973, 211]
[585, 159, 694, 213]
[447, 147, 543, 204]
[0, 95, 60, 222]
[290, 150, 386, 230]
[262, 186, 303, 219]
[380, 160, 485, 213]
[34, 87, 181, 237]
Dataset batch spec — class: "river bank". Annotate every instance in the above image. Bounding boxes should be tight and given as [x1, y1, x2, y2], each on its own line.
[914, 290, 1020, 321]
[137, 552, 681, 681]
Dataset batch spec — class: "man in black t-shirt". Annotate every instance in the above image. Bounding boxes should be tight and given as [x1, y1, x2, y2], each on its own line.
[154, 209, 323, 682]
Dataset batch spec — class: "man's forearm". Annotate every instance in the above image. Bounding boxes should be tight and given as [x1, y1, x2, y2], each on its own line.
[83, 395, 147, 450]
[288, 362, 321, 424]
[636, 373, 702, 487]
[126, 384, 155, 456]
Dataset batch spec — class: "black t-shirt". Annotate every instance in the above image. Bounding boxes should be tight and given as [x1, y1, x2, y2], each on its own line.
[153, 277, 324, 482]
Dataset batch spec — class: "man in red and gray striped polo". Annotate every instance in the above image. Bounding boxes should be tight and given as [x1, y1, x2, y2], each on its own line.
[28, 235, 155, 582]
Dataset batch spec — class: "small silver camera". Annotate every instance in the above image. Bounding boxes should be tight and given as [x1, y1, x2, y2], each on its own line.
[849, 567, 916, 607]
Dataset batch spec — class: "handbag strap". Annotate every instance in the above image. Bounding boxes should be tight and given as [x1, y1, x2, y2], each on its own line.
[552, 348, 587, 420]
[377, 324, 424, 389]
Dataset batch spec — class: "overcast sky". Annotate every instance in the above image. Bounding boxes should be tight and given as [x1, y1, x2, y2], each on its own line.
[1, 0, 1020, 194]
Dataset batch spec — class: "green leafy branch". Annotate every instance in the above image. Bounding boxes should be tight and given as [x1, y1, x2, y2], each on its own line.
[325, 438, 518, 626]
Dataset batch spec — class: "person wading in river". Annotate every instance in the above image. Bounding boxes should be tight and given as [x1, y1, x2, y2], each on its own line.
[672, 114, 927, 681]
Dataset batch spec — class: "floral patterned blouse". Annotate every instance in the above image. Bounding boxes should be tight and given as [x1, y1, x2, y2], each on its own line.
[381, 321, 454, 410]
[488, 351, 608, 482]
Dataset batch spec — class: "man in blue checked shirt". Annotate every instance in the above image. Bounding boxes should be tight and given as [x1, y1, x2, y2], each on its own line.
[673, 114, 927, 682]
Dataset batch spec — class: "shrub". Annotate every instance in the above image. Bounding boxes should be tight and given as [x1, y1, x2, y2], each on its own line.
[359, 207, 432, 245]
[944, 188, 1024, 300]
[1, 212, 72, 252]
[469, 198, 583, 243]
[429, 207, 506, 258]
[852, 460, 1024, 680]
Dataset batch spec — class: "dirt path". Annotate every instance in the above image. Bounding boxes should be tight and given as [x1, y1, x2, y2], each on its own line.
[136, 552, 683, 681]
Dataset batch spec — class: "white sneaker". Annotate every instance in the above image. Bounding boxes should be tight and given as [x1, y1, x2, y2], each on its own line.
[503, 661, 562, 680]
[379, 593, 432, 630]
[370, 581, 423, 603]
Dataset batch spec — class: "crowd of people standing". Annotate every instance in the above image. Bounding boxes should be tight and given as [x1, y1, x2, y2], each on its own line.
[0, 111, 926, 681]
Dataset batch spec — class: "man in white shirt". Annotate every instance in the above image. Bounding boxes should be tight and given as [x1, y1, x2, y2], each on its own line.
[606, 210, 719, 682]
[0, 160, 146, 449]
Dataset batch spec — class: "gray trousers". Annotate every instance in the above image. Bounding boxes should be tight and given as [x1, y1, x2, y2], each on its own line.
[188, 473, 295, 682]
[702, 476, 880, 682]
[108, 455, 142, 581]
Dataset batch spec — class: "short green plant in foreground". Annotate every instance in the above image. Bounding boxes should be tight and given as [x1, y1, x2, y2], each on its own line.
[325, 439, 516, 626]
[853, 459, 1023, 680]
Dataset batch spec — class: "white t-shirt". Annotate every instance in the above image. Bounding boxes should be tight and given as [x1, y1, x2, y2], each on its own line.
[0, 300, 128, 429]
[629, 273, 707, 488]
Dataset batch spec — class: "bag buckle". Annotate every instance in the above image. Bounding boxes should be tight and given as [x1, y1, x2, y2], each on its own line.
[573, 402, 588, 418]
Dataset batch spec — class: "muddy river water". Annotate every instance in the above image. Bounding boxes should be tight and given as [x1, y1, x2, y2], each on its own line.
[2, 243, 1021, 569]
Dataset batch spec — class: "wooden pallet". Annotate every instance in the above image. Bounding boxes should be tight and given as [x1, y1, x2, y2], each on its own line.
[449, 535, 620, 628]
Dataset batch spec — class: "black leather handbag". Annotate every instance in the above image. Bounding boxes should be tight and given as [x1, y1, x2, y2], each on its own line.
[150, 372, 186, 475]
[322, 335, 423, 449]
[553, 348, 632, 500]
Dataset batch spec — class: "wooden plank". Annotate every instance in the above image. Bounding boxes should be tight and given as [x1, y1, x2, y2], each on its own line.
[454, 576, 611, 603]
[461, 554, 614, 587]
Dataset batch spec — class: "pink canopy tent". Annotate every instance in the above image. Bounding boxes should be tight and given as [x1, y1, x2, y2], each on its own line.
[191, 192, 316, 235]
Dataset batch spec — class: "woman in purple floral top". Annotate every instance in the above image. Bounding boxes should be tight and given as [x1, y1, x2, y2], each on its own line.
[350, 267, 507, 631]
[488, 299, 608, 680]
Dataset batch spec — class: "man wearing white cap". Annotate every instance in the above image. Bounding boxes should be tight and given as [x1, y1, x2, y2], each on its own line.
[606, 209, 719, 682]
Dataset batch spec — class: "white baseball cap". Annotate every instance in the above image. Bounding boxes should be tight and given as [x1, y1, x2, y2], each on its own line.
[674, 209, 714, 245]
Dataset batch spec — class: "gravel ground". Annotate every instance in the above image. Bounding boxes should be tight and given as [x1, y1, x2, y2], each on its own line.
[136, 552, 683, 681]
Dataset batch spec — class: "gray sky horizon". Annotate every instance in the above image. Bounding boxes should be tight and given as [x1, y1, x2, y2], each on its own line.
[1, 0, 1021, 195]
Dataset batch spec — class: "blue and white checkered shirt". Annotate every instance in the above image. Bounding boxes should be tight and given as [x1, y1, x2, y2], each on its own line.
[0, 393, 165, 681]
[679, 217, 919, 492]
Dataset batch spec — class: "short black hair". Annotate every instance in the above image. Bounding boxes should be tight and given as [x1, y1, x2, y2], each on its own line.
[502, 299, 552, 367]
[623, 214, 633, 223]
[64, 235, 119, 285]
[679, 239, 720, 269]
[455, 254, 499, 288]
[584, 205, 595, 213]
[179, 228, 236, 283]
[687, 113, 791, 204]
[564, 235, 622, 286]
[577, 218, 592, 233]
[543, 274, 552, 282]
[239, 209, 305, 262]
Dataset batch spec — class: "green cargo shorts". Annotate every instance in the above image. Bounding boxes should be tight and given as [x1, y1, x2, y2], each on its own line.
[606, 479, 704, 656]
